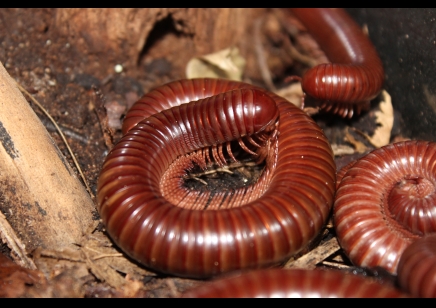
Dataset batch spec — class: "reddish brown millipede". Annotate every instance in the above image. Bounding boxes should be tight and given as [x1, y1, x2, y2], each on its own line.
[334, 140, 436, 274]
[397, 234, 436, 298]
[97, 8, 386, 283]
[289, 8, 385, 118]
[98, 78, 336, 278]
[181, 268, 408, 298]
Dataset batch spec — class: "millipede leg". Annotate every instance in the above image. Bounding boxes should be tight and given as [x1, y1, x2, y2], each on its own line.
[238, 138, 257, 156]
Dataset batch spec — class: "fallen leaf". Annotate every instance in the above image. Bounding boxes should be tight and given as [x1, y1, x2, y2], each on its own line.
[368, 90, 394, 148]
[344, 127, 368, 153]
[275, 82, 304, 108]
[331, 144, 357, 156]
[185, 47, 246, 81]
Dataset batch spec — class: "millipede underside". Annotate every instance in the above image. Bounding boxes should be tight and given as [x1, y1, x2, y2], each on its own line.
[160, 134, 277, 211]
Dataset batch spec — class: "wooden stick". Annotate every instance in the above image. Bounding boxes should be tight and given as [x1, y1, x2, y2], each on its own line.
[0, 62, 95, 267]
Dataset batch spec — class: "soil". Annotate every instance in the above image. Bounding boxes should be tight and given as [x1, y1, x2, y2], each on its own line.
[0, 8, 405, 297]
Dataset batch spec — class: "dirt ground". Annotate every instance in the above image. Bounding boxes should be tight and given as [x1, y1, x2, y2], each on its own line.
[0, 8, 406, 297]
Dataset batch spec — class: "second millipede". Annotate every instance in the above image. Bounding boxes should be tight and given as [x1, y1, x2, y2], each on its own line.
[288, 8, 385, 118]
[182, 268, 408, 298]
[334, 141, 436, 274]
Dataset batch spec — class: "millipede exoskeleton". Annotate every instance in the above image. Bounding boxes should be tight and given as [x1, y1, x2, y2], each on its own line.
[181, 268, 408, 298]
[397, 234, 436, 298]
[289, 8, 385, 118]
[334, 140, 436, 274]
[98, 78, 336, 278]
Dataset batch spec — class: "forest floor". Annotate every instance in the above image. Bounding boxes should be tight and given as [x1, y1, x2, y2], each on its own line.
[0, 8, 405, 297]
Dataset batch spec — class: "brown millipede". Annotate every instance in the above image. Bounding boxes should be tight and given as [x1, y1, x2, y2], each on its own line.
[397, 234, 436, 298]
[289, 8, 385, 118]
[334, 140, 436, 274]
[181, 268, 408, 298]
[98, 78, 336, 278]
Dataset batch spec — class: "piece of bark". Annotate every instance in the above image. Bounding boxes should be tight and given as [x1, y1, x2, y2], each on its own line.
[54, 9, 176, 66]
[283, 237, 341, 270]
[0, 253, 89, 298]
[0, 61, 95, 264]
[53, 8, 267, 77]
[0, 253, 48, 298]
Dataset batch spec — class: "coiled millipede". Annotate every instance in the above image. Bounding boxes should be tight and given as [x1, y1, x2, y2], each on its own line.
[397, 234, 436, 298]
[334, 140, 436, 274]
[97, 78, 336, 278]
[96, 8, 394, 292]
[289, 8, 385, 118]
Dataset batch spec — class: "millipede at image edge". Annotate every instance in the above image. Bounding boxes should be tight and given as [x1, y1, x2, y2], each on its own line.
[181, 268, 408, 297]
[397, 234, 436, 298]
[334, 140, 436, 274]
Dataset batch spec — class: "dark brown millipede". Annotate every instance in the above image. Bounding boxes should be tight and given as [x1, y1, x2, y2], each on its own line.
[181, 268, 408, 298]
[334, 140, 436, 275]
[289, 8, 385, 118]
[98, 78, 336, 278]
[397, 234, 436, 298]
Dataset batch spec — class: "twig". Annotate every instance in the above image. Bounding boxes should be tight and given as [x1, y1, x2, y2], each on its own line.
[320, 260, 352, 270]
[283, 237, 341, 270]
[183, 161, 257, 185]
[253, 17, 276, 91]
[0, 211, 37, 269]
[16, 83, 95, 200]
[92, 253, 123, 261]
[41, 119, 89, 144]
[166, 279, 181, 298]
[281, 33, 318, 68]
[344, 126, 368, 154]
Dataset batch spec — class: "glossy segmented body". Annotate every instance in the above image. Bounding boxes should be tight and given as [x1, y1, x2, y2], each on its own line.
[397, 234, 436, 298]
[182, 268, 407, 298]
[98, 78, 336, 278]
[334, 141, 436, 274]
[289, 8, 385, 118]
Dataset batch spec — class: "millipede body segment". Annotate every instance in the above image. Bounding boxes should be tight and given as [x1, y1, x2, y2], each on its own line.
[98, 78, 336, 278]
[182, 268, 408, 298]
[334, 141, 436, 274]
[289, 8, 385, 118]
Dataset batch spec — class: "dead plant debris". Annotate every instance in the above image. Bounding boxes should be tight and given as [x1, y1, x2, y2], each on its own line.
[0, 8, 408, 297]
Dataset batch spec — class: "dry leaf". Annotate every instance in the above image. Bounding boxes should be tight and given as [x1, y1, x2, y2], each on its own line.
[368, 90, 394, 148]
[34, 231, 156, 291]
[185, 47, 246, 81]
[331, 144, 357, 156]
[344, 127, 368, 153]
[275, 82, 304, 108]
